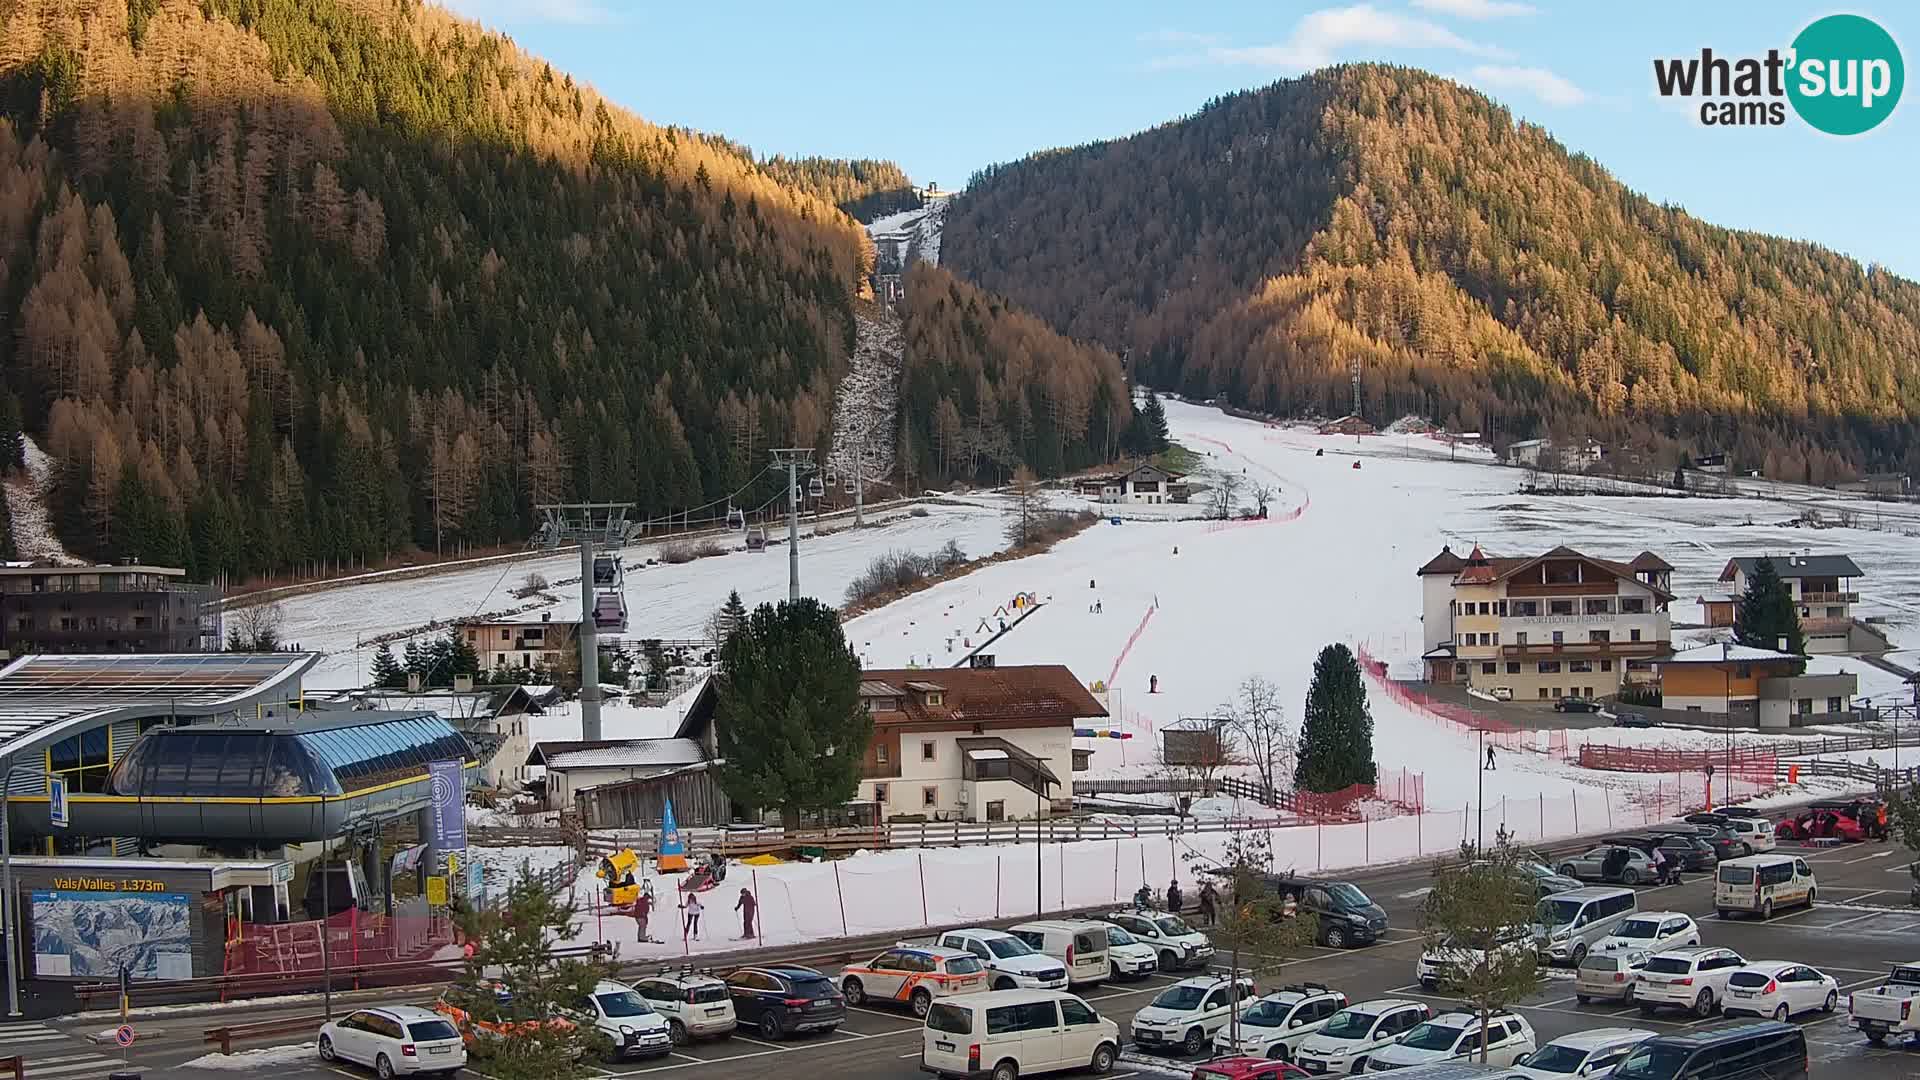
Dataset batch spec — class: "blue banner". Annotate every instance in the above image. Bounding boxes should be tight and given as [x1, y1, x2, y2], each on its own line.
[659, 797, 686, 858]
[428, 759, 467, 851]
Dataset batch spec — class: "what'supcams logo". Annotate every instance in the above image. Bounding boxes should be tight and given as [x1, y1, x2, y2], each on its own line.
[1653, 13, 1904, 135]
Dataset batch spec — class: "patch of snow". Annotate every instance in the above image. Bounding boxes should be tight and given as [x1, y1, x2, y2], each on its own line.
[826, 307, 901, 489]
[180, 1043, 317, 1070]
[2, 436, 83, 564]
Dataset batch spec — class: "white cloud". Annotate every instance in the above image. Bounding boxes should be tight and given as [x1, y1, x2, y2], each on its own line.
[1155, 4, 1509, 71]
[1411, 0, 1538, 19]
[1467, 64, 1589, 106]
[438, 0, 615, 26]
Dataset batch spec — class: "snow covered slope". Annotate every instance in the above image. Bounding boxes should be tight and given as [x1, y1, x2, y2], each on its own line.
[827, 305, 902, 486]
[866, 193, 948, 268]
[2, 437, 82, 564]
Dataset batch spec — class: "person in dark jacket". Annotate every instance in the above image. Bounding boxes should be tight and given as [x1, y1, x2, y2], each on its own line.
[1166, 879, 1184, 913]
[1197, 882, 1219, 927]
[1133, 884, 1154, 910]
[735, 888, 757, 940]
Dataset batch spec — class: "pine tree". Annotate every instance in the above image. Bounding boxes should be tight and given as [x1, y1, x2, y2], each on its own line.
[369, 643, 405, 689]
[402, 639, 425, 682]
[0, 393, 24, 473]
[1294, 643, 1377, 793]
[713, 598, 871, 827]
[1734, 556, 1806, 666]
[447, 628, 482, 680]
[1139, 393, 1170, 453]
[452, 868, 613, 1077]
[713, 590, 748, 651]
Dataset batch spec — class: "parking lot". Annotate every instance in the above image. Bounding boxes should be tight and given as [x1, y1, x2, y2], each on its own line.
[112, 840, 1920, 1079]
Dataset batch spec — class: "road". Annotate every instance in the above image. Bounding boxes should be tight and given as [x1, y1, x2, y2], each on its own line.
[16, 838, 1913, 1080]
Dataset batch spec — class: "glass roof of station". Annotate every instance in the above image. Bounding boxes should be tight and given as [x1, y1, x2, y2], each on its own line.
[108, 712, 474, 798]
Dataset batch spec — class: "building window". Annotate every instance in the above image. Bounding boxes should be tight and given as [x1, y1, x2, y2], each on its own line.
[1492, 633, 1500, 646]
[1538, 688, 1551, 700]
[876, 744, 889, 765]
[1827, 697, 1843, 713]
[1621, 598, 1646, 614]
[1550, 600, 1575, 615]
[1516, 632, 1529, 646]
[1482, 662, 1497, 675]
[1687, 705, 1702, 712]
[1600, 659, 1613, 672]
[1827, 607, 1844, 618]
[926, 692, 944, 706]
[1455, 662, 1468, 677]
[1589, 629, 1610, 643]
[1538, 661, 1562, 673]
[922, 786, 939, 807]
[467, 629, 478, 642]
[1798, 698, 1813, 716]
[1552, 630, 1564, 644]
[1629, 628, 1642, 642]
[921, 741, 936, 762]
[1495, 601, 1508, 616]
[874, 783, 888, 804]
[985, 800, 1005, 822]
[1506, 662, 1521, 674]
[1514, 601, 1538, 617]
[1569, 660, 1593, 673]
[1480, 602, 1492, 615]
[1585, 598, 1613, 614]
[501, 629, 511, 641]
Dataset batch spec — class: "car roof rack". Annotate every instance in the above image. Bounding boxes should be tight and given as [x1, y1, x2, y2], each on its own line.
[1279, 981, 1330, 993]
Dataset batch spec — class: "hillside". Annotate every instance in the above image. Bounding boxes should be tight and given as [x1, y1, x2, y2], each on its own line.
[943, 64, 1920, 481]
[0, 0, 1123, 581]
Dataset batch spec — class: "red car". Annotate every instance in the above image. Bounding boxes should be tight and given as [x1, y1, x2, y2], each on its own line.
[1193, 1059, 1309, 1080]
[1774, 808, 1865, 843]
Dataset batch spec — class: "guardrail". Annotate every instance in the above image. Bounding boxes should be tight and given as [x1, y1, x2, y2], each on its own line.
[585, 816, 1275, 858]
[204, 1014, 329, 1054]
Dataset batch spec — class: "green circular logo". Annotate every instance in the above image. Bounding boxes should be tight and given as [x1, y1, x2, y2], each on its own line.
[1787, 14, 1904, 135]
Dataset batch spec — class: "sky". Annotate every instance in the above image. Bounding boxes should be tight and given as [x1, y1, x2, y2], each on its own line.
[441, 1, 1918, 278]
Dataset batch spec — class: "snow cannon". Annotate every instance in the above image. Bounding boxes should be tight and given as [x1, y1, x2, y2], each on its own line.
[597, 849, 642, 907]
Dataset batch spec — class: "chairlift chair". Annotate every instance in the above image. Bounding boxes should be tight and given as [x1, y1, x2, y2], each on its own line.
[808, 476, 825, 499]
[843, 476, 856, 494]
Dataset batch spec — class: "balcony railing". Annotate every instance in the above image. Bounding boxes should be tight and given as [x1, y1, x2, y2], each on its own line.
[1798, 591, 1858, 605]
[1505, 581, 1618, 597]
[1500, 641, 1666, 658]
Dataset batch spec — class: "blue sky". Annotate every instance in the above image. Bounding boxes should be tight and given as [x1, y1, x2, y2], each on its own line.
[443, 1, 1917, 277]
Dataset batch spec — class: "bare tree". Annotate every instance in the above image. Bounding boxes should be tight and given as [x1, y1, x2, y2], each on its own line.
[1157, 719, 1241, 806]
[1248, 479, 1276, 517]
[1204, 466, 1244, 520]
[227, 600, 286, 652]
[1221, 676, 1295, 802]
[1004, 465, 1044, 546]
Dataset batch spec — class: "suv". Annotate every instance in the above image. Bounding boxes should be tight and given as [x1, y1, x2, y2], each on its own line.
[1609, 834, 1716, 873]
[631, 969, 737, 1043]
[568, 980, 673, 1061]
[1419, 925, 1534, 992]
[1363, 1010, 1537, 1070]
[319, 1005, 465, 1076]
[1097, 909, 1215, 970]
[1264, 875, 1390, 949]
[1215, 983, 1350, 1063]
[1129, 972, 1257, 1057]
[723, 965, 845, 1039]
[1687, 813, 1774, 853]
[840, 945, 988, 1018]
[1635, 947, 1747, 1018]
[1512, 1028, 1657, 1080]
[937, 928, 1069, 991]
[1293, 999, 1431, 1075]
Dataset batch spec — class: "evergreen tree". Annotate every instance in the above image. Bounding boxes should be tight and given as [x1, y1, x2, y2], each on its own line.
[402, 639, 425, 682]
[0, 393, 24, 473]
[1420, 829, 1543, 1062]
[447, 628, 482, 680]
[713, 598, 871, 827]
[719, 590, 748, 647]
[1734, 557, 1806, 667]
[641, 639, 669, 690]
[1294, 643, 1377, 793]
[1139, 393, 1170, 453]
[369, 643, 405, 689]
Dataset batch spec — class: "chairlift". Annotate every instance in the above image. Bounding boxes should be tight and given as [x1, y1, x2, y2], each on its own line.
[592, 591, 628, 633]
[843, 476, 856, 494]
[726, 505, 745, 531]
[592, 553, 618, 586]
[808, 476, 825, 499]
[745, 526, 768, 552]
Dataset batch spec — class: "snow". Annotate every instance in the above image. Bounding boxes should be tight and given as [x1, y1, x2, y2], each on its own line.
[471, 844, 574, 898]
[545, 737, 705, 769]
[828, 308, 902, 487]
[2, 436, 83, 564]
[1668, 643, 1803, 663]
[181, 1044, 317, 1070]
[866, 195, 947, 268]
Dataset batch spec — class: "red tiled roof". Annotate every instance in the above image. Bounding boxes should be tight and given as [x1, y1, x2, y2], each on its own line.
[860, 665, 1107, 726]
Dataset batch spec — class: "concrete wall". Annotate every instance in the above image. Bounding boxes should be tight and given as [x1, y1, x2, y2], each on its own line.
[1421, 574, 1456, 651]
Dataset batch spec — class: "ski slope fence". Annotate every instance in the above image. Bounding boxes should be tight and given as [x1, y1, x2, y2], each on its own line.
[1354, 643, 1537, 750]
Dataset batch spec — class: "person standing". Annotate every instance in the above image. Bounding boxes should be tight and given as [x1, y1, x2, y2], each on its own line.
[683, 892, 704, 939]
[1165, 879, 1184, 914]
[735, 888, 758, 941]
[1197, 881, 1218, 927]
[632, 888, 654, 943]
[1485, 745, 1496, 771]
[1649, 844, 1668, 886]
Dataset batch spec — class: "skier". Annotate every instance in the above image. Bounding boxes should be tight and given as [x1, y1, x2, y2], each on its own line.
[1150, 674, 1160, 694]
[631, 888, 654, 943]
[735, 887, 758, 940]
[1197, 881, 1219, 927]
[1094, 599, 1103, 614]
[682, 892, 704, 939]
[1165, 879, 1184, 914]
[1133, 884, 1154, 911]
[1172, 546, 1179, 556]
[1316, 448, 1325, 457]
[1485, 745, 1496, 771]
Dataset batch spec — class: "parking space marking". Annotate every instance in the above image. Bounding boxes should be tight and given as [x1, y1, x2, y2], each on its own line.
[1846, 851, 1896, 864]
[724, 1036, 785, 1051]
[845, 1006, 917, 1022]
[669, 1052, 707, 1063]
[1820, 909, 1896, 931]
[829, 1028, 876, 1039]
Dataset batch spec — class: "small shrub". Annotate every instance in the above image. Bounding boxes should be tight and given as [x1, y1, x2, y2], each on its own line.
[1617, 685, 1663, 707]
[660, 539, 725, 565]
[844, 541, 969, 606]
[909, 506, 930, 517]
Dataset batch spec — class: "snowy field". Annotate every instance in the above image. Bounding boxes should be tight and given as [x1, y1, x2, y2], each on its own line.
[280, 505, 1014, 686]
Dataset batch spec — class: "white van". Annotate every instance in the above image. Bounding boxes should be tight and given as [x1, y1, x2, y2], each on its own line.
[1006, 920, 1110, 986]
[922, 989, 1120, 1080]
[1714, 854, 1816, 919]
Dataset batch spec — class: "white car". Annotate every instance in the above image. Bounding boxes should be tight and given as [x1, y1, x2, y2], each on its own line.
[1215, 983, 1350, 1062]
[1293, 999, 1431, 1075]
[1722, 961, 1841, 1020]
[570, 980, 672, 1061]
[1098, 909, 1215, 970]
[1595, 912, 1700, 958]
[1364, 1010, 1537, 1071]
[1418, 926, 1534, 992]
[1099, 923, 1159, 980]
[632, 970, 738, 1042]
[1490, 687, 1514, 701]
[937, 928, 1070, 991]
[1634, 947, 1747, 1018]
[1129, 973, 1256, 1057]
[1511, 1027, 1657, 1079]
[319, 1004, 467, 1077]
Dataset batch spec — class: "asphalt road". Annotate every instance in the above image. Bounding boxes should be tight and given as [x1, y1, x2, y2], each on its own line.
[31, 837, 1915, 1080]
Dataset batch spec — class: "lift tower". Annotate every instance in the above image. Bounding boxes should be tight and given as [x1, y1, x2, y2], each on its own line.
[536, 502, 633, 741]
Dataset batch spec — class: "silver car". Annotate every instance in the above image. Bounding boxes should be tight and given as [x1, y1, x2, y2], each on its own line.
[1557, 845, 1657, 886]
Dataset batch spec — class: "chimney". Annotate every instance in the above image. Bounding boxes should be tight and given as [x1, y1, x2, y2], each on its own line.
[454, 673, 474, 693]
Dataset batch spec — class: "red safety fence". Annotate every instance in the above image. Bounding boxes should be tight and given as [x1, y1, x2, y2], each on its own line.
[225, 900, 451, 978]
[1578, 744, 1779, 778]
[1355, 643, 1536, 750]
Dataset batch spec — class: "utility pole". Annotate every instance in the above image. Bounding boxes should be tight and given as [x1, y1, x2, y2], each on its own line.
[578, 536, 600, 738]
[769, 450, 816, 602]
[536, 502, 633, 742]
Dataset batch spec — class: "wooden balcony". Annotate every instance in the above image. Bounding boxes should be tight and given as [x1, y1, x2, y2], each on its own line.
[1799, 591, 1858, 605]
[1501, 641, 1666, 659]
[1505, 581, 1619, 597]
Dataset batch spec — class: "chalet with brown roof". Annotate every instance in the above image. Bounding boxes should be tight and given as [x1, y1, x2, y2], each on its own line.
[1417, 544, 1675, 701]
[857, 664, 1106, 822]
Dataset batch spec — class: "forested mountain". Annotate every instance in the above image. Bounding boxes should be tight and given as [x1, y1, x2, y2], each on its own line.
[0, 0, 1123, 582]
[944, 64, 1920, 480]
[756, 156, 921, 222]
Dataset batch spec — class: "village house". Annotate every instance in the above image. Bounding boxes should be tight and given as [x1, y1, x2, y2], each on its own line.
[1657, 643, 1858, 729]
[856, 662, 1105, 822]
[1418, 544, 1674, 701]
[1835, 473, 1912, 498]
[1075, 463, 1188, 505]
[1703, 554, 1888, 654]
[460, 612, 579, 671]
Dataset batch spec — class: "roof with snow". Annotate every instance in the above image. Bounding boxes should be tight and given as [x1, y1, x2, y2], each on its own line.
[528, 737, 706, 771]
[860, 664, 1106, 726]
[1720, 555, 1864, 581]
[1661, 643, 1803, 665]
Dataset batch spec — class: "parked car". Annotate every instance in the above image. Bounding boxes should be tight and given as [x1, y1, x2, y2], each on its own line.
[1634, 947, 1747, 1018]
[564, 981, 672, 1062]
[1533, 887, 1638, 966]
[1577, 951, 1651, 1005]
[840, 945, 988, 1018]
[1714, 854, 1817, 919]
[937, 928, 1070, 991]
[1557, 845, 1656, 886]
[1262, 875, 1390, 949]
[1847, 961, 1920, 1045]
[631, 969, 737, 1043]
[1611, 1022, 1806, 1080]
[1194, 1058, 1311, 1080]
[1650, 824, 1742, 863]
[1685, 813, 1775, 853]
[1509, 861, 1584, 899]
[1419, 926, 1535, 992]
[1490, 687, 1514, 702]
[1363, 1010, 1537, 1071]
[1612, 712, 1656, 729]
[1722, 962, 1840, 1021]
[319, 1005, 467, 1077]
[432, 981, 574, 1046]
[1005, 919, 1112, 985]
[1512, 1028, 1657, 1079]
[724, 965, 846, 1039]
[1097, 922, 1160, 980]
[1775, 807, 1865, 843]
[921, 989, 1120, 1080]
[1593, 912, 1701, 960]
[1554, 696, 1603, 713]
[1215, 983, 1351, 1062]
[1096, 909, 1216, 971]
[1130, 972, 1257, 1056]
[1609, 833, 1717, 873]
[1293, 999, 1432, 1075]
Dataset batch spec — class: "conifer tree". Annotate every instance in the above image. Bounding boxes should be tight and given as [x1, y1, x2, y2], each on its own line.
[451, 868, 612, 1077]
[1421, 829, 1542, 1062]
[1295, 643, 1377, 793]
[0, 393, 24, 473]
[713, 598, 871, 827]
[369, 643, 405, 689]
[1139, 393, 1170, 453]
[1734, 556, 1805, 668]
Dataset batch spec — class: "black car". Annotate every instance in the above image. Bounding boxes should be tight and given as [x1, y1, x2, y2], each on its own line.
[1259, 873, 1390, 948]
[1651, 825, 1740, 863]
[1555, 696, 1604, 713]
[1612, 832, 1717, 872]
[1613, 711, 1656, 728]
[1613, 1021, 1805, 1080]
[723, 965, 845, 1040]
